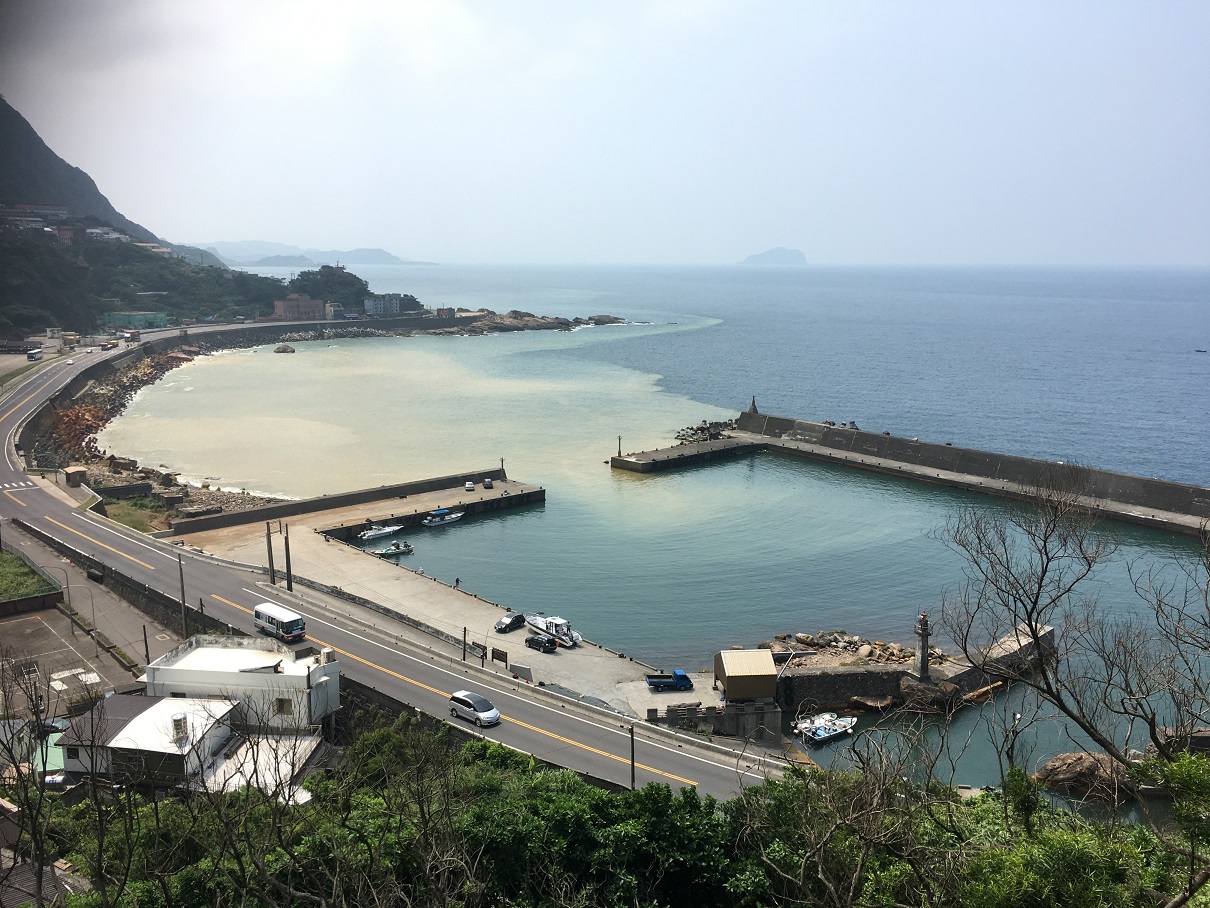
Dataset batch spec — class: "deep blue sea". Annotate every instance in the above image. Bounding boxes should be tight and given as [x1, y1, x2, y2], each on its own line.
[102, 265, 1210, 778]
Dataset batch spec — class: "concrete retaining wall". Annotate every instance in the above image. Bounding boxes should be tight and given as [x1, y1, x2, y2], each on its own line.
[164, 467, 529, 535]
[738, 411, 1210, 525]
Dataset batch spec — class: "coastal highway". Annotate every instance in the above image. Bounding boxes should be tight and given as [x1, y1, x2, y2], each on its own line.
[0, 351, 776, 800]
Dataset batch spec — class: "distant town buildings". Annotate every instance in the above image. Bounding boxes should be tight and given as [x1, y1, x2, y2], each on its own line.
[107, 311, 169, 329]
[273, 293, 326, 320]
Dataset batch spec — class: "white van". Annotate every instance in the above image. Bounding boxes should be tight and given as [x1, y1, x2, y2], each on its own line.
[253, 603, 306, 642]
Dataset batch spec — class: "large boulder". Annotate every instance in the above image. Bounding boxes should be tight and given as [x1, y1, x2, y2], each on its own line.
[1033, 752, 1135, 802]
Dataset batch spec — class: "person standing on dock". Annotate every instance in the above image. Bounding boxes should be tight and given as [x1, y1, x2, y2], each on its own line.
[454, 577, 460, 590]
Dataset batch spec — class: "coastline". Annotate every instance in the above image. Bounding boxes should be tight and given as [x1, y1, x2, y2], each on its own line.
[32, 311, 628, 520]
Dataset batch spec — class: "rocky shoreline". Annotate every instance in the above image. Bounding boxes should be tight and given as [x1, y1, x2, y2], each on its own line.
[762, 629, 951, 670]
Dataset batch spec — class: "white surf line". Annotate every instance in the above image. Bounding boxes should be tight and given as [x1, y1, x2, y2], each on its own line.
[244, 587, 769, 781]
[71, 511, 180, 561]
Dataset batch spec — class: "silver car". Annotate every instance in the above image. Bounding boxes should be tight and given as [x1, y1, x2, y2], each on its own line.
[449, 690, 501, 727]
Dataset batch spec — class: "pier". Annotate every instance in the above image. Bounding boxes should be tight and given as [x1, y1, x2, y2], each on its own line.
[612, 409, 1210, 537]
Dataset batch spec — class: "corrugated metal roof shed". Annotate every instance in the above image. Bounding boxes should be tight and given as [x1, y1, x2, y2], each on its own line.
[714, 649, 777, 702]
[718, 649, 776, 677]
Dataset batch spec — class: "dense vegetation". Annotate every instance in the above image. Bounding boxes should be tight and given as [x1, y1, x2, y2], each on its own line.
[3, 709, 1205, 908]
[0, 229, 285, 337]
[285, 264, 370, 308]
[0, 230, 418, 338]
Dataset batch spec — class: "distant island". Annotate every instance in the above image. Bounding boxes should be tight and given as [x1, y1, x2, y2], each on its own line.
[203, 241, 419, 267]
[740, 247, 808, 266]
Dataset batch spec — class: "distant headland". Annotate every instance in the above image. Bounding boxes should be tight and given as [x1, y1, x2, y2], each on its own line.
[740, 247, 808, 266]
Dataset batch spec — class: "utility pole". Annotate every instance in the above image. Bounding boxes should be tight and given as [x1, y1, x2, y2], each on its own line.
[266, 521, 276, 585]
[462, 627, 467, 662]
[283, 524, 293, 592]
[177, 553, 187, 638]
[630, 725, 636, 790]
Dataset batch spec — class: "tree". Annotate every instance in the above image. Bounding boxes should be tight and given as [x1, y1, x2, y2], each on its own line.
[939, 464, 1210, 907]
[287, 266, 369, 310]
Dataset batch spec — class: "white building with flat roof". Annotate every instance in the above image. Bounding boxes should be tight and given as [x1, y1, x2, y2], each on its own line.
[144, 635, 340, 731]
[59, 695, 236, 786]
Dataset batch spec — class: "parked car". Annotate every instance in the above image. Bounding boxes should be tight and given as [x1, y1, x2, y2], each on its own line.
[494, 612, 526, 633]
[449, 690, 500, 727]
[483, 478, 494, 489]
[525, 634, 558, 653]
[465, 481, 475, 491]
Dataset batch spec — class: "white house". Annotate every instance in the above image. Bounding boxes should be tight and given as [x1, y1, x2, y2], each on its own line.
[143, 635, 340, 731]
[58, 695, 236, 787]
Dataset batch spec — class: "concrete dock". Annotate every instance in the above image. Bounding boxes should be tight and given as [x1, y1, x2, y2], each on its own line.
[172, 477, 710, 719]
[612, 410, 1210, 537]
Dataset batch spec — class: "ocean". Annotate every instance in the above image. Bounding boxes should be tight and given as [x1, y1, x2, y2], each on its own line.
[99, 264, 1209, 681]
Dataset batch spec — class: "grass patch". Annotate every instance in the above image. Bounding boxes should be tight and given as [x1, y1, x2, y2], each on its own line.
[0, 551, 56, 600]
[103, 496, 173, 533]
[0, 361, 42, 387]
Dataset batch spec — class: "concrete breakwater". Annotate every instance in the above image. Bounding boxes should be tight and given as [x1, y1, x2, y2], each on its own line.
[612, 409, 1210, 537]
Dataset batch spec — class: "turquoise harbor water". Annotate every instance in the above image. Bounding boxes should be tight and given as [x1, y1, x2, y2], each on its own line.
[99, 264, 1209, 770]
[100, 265, 1209, 668]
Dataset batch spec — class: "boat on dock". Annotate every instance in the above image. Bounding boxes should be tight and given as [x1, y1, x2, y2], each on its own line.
[359, 523, 404, 541]
[421, 509, 465, 528]
[524, 614, 582, 647]
[371, 540, 413, 557]
[794, 712, 857, 746]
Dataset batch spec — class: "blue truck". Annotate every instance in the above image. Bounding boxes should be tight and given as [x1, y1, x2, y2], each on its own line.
[645, 669, 694, 691]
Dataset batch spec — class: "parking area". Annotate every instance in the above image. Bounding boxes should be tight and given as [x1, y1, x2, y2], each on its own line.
[0, 609, 134, 718]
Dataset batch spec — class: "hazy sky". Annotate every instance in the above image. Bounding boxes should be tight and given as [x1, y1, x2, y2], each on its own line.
[2, 2, 1208, 265]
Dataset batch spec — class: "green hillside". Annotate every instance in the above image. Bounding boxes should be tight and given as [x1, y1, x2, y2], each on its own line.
[0, 229, 286, 337]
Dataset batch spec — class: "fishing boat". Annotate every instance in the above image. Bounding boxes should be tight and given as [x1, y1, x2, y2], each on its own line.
[421, 509, 465, 528]
[523, 614, 582, 647]
[359, 523, 404, 541]
[371, 540, 413, 557]
[794, 712, 857, 746]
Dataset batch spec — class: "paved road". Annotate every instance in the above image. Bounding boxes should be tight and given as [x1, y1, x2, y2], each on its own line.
[0, 344, 781, 800]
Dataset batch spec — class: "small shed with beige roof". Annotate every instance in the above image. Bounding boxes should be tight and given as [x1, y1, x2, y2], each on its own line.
[713, 649, 777, 702]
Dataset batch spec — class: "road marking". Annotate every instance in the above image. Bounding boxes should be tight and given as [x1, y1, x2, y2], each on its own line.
[4, 491, 27, 507]
[220, 590, 703, 787]
[72, 512, 179, 561]
[44, 516, 157, 569]
[503, 714, 696, 784]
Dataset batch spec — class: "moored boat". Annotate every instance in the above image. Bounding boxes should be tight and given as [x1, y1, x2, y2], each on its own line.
[794, 713, 857, 745]
[359, 523, 404, 540]
[371, 540, 414, 557]
[524, 614, 582, 647]
[421, 509, 465, 528]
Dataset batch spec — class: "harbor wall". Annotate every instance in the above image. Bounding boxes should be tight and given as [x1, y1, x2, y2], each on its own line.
[737, 411, 1210, 526]
[164, 467, 524, 535]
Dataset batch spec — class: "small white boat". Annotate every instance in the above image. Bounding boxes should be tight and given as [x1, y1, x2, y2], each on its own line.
[421, 509, 465, 528]
[359, 523, 404, 541]
[795, 712, 857, 746]
[371, 540, 413, 557]
[524, 614, 582, 647]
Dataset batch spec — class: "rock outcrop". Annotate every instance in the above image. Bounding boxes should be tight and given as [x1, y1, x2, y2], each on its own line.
[1033, 752, 1135, 802]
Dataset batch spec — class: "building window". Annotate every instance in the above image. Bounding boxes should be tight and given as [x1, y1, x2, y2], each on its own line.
[171, 692, 186, 698]
[274, 698, 293, 716]
[67, 747, 79, 760]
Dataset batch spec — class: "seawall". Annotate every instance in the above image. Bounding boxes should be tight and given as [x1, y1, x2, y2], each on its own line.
[612, 409, 1210, 537]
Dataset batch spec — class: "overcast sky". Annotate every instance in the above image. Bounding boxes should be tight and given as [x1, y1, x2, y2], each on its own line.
[1, 1, 1208, 265]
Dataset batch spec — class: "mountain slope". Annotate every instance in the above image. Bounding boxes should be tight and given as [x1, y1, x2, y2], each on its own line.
[0, 95, 158, 242]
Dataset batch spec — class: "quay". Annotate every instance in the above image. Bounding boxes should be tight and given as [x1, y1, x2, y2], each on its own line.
[613, 407, 1210, 537]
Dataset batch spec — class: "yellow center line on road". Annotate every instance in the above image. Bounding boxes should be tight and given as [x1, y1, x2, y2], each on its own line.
[44, 516, 157, 569]
[4, 491, 27, 507]
[1, 384, 52, 422]
[211, 594, 698, 787]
